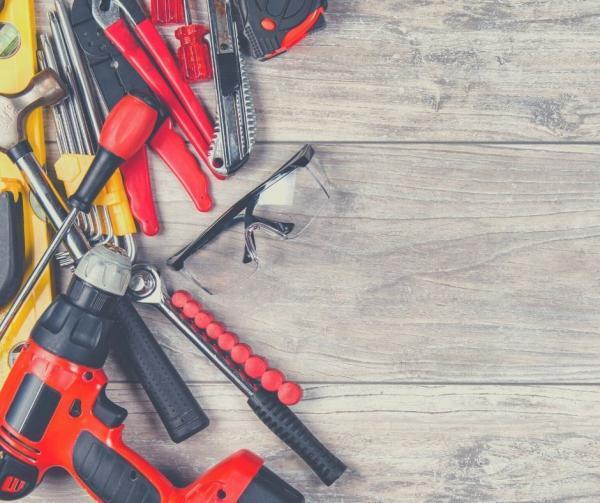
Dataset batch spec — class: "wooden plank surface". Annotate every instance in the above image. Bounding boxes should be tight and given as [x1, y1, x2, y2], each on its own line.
[78, 142, 600, 384]
[22, 384, 600, 502]
[36, 0, 600, 142]
[17, 0, 600, 501]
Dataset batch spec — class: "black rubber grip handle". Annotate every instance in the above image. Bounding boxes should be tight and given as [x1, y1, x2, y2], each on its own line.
[0, 191, 25, 307]
[73, 431, 160, 503]
[113, 298, 209, 443]
[248, 389, 346, 486]
[70, 148, 122, 213]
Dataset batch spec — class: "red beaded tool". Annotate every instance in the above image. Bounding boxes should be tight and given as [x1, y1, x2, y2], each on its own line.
[170, 290, 303, 406]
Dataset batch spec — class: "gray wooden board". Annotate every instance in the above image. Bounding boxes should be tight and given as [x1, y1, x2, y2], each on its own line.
[41, 142, 599, 384]
[20, 384, 600, 502]
[16, 0, 600, 500]
[34, 0, 600, 142]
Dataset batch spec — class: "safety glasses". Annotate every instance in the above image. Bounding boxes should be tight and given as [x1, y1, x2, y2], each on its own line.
[167, 144, 331, 294]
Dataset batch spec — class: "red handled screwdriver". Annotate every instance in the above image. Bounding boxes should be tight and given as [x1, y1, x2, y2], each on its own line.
[175, 0, 212, 82]
[0, 94, 159, 338]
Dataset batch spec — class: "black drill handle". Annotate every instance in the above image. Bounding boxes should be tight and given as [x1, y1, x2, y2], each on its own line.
[114, 298, 209, 443]
[248, 389, 346, 486]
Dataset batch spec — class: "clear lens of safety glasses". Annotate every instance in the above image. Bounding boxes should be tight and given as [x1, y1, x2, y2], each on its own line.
[167, 145, 331, 295]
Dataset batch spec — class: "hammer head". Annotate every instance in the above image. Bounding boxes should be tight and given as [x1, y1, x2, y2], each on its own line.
[0, 69, 66, 155]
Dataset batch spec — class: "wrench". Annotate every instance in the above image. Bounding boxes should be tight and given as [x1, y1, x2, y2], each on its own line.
[129, 263, 253, 394]
[128, 263, 347, 486]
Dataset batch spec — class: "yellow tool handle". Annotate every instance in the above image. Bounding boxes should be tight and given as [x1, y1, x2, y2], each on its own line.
[0, 178, 22, 200]
[54, 154, 136, 236]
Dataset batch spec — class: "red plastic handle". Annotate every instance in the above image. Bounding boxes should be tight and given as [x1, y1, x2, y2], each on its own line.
[135, 19, 214, 144]
[99, 94, 158, 159]
[150, 119, 213, 212]
[104, 20, 212, 169]
[119, 147, 160, 236]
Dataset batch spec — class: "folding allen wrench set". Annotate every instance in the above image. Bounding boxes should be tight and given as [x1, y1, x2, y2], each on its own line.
[0, 0, 343, 501]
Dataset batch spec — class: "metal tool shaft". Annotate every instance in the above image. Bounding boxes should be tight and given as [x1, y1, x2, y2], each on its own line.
[183, 0, 192, 25]
[54, 0, 103, 142]
[39, 35, 78, 153]
[15, 152, 89, 259]
[0, 208, 80, 337]
[49, 11, 94, 154]
[158, 301, 253, 396]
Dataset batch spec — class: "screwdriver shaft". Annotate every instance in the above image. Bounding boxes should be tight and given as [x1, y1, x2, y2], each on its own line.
[0, 208, 80, 338]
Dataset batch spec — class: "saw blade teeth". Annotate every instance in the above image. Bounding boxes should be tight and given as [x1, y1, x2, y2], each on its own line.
[210, 134, 224, 161]
[209, 116, 222, 162]
[238, 54, 257, 150]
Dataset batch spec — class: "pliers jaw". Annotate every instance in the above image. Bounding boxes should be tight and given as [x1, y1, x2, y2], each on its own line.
[91, 0, 121, 29]
[91, 0, 146, 29]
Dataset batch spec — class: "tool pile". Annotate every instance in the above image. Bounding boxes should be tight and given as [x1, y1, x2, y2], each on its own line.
[0, 0, 341, 502]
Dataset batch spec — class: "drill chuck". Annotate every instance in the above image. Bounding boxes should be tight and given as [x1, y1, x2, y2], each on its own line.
[74, 245, 131, 296]
[31, 246, 132, 368]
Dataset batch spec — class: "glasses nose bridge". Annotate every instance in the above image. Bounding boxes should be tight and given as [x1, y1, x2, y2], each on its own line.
[245, 211, 295, 236]
[242, 217, 292, 265]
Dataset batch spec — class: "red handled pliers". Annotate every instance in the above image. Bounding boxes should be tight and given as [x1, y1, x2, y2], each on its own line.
[122, 115, 213, 236]
[91, 0, 223, 179]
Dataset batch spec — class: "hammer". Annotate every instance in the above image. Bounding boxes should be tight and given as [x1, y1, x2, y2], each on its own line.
[0, 69, 89, 260]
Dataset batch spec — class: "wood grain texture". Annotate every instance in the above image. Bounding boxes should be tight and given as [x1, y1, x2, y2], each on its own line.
[58, 142, 600, 384]
[21, 383, 600, 502]
[20, 0, 600, 501]
[36, 0, 600, 142]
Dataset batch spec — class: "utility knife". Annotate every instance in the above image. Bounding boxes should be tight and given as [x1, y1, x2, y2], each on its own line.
[206, 0, 256, 177]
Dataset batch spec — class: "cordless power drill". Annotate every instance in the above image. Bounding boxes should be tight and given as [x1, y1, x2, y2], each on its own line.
[0, 245, 304, 502]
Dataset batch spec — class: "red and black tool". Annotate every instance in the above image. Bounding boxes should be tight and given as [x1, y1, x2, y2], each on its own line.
[71, 0, 212, 235]
[0, 80, 210, 447]
[0, 246, 304, 502]
[233, 0, 327, 60]
[129, 265, 346, 487]
[89, 0, 219, 177]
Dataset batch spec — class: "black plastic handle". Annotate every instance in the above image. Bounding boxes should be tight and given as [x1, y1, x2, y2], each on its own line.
[74, 431, 160, 503]
[113, 298, 209, 443]
[248, 389, 346, 486]
[0, 191, 25, 307]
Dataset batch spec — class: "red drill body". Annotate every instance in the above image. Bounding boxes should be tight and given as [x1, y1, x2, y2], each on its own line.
[0, 341, 263, 502]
